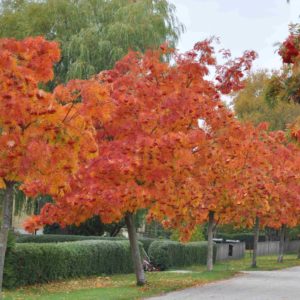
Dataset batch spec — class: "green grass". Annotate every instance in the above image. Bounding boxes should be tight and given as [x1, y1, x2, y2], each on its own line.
[4, 254, 300, 300]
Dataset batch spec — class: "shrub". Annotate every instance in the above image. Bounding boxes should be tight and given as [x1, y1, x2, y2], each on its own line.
[16, 234, 156, 254]
[16, 234, 125, 243]
[4, 240, 141, 288]
[148, 240, 216, 270]
[138, 237, 156, 253]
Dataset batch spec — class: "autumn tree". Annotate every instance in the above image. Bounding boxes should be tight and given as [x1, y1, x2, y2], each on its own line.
[265, 139, 300, 263]
[216, 125, 300, 267]
[149, 120, 271, 270]
[0, 36, 110, 293]
[25, 39, 257, 280]
[232, 30, 300, 266]
[0, 0, 184, 231]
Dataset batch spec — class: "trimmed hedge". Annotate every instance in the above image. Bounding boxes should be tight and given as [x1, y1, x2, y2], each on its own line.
[138, 237, 156, 253]
[148, 240, 216, 270]
[16, 234, 156, 254]
[4, 240, 140, 288]
[16, 234, 124, 243]
[216, 233, 266, 249]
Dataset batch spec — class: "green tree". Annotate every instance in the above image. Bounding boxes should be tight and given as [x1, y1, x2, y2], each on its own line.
[0, 0, 184, 83]
[233, 70, 300, 131]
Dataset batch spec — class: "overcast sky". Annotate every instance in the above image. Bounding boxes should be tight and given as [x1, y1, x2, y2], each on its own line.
[170, 0, 300, 71]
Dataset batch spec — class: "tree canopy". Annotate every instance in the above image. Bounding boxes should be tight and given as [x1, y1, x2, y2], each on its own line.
[0, 0, 184, 83]
[0, 36, 112, 292]
[233, 70, 300, 131]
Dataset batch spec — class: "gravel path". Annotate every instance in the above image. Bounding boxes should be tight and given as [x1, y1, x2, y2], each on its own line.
[147, 266, 300, 300]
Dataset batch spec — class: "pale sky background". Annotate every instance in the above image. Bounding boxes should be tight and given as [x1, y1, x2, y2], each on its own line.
[170, 0, 300, 71]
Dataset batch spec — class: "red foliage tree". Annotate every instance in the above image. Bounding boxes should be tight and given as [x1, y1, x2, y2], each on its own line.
[25, 40, 256, 280]
[0, 37, 106, 292]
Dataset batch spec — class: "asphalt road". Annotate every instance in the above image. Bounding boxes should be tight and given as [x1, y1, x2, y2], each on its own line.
[147, 266, 300, 300]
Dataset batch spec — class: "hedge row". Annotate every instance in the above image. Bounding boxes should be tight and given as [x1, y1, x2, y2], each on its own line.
[216, 233, 266, 249]
[16, 234, 156, 254]
[148, 240, 216, 270]
[4, 240, 140, 288]
[16, 234, 121, 243]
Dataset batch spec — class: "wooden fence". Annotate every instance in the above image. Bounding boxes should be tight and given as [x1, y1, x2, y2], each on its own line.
[252, 240, 300, 256]
[216, 240, 300, 261]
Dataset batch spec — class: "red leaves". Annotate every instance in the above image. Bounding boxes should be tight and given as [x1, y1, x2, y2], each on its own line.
[23, 37, 300, 242]
[0, 36, 60, 82]
[279, 34, 300, 64]
[0, 37, 106, 198]
[216, 50, 257, 94]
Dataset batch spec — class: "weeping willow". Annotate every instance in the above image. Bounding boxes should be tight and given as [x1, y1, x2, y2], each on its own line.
[0, 187, 37, 226]
[0, 0, 184, 82]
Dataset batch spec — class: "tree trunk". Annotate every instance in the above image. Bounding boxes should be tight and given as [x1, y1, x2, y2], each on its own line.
[125, 212, 146, 286]
[251, 216, 260, 268]
[277, 224, 286, 263]
[207, 211, 214, 271]
[0, 181, 15, 293]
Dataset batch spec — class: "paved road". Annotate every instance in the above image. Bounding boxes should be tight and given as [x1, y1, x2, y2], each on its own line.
[147, 266, 300, 300]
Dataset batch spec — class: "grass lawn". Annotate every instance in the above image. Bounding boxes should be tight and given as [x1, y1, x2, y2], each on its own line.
[4, 254, 300, 300]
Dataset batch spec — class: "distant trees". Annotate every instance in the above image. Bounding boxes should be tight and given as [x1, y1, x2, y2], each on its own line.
[233, 71, 300, 131]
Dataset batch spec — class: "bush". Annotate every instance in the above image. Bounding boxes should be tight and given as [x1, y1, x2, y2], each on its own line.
[138, 237, 156, 254]
[4, 240, 141, 288]
[216, 233, 266, 249]
[16, 234, 156, 254]
[16, 234, 125, 243]
[148, 240, 216, 270]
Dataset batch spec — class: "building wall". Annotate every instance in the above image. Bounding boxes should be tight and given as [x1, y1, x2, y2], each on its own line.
[216, 242, 246, 261]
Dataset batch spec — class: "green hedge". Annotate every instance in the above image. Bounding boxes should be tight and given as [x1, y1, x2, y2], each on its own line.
[4, 240, 140, 288]
[138, 238, 156, 253]
[16, 234, 125, 243]
[148, 240, 216, 270]
[16, 234, 156, 254]
[216, 233, 266, 249]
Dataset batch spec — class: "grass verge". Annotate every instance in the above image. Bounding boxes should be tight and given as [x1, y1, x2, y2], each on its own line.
[4, 254, 300, 300]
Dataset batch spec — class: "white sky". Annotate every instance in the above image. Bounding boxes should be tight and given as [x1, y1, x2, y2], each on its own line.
[170, 0, 300, 71]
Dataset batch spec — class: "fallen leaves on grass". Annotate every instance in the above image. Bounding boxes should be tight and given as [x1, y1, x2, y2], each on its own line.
[8, 276, 113, 296]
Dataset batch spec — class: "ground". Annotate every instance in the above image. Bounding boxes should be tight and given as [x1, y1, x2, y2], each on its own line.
[3, 254, 300, 300]
[149, 266, 300, 300]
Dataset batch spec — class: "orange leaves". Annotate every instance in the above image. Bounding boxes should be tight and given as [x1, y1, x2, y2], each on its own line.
[0, 36, 60, 82]
[23, 215, 43, 233]
[24, 38, 300, 241]
[290, 119, 300, 142]
[0, 37, 113, 199]
[30, 40, 257, 234]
